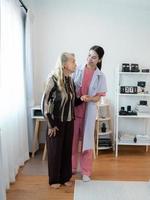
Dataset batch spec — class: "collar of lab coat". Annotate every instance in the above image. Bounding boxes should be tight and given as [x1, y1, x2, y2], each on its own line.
[73, 64, 104, 93]
[78, 64, 104, 76]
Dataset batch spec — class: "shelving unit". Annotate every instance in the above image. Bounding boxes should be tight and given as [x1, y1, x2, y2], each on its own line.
[115, 68, 150, 157]
[95, 100, 113, 156]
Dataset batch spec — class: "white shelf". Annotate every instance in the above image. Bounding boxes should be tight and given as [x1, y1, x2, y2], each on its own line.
[97, 146, 112, 150]
[119, 72, 150, 75]
[97, 103, 109, 107]
[98, 131, 112, 136]
[32, 116, 45, 120]
[96, 117, 111, 121]
[118, 93, 150, 97]
[118, 142, 150, 146]
[118, 114, 150, 118]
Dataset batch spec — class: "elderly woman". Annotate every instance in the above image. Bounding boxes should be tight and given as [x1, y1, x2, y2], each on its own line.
[41, 52, 84, 189]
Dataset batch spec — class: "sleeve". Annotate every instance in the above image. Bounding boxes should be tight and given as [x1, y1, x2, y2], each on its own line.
[71, 65, 82, 94]
[75, 96, 83, 106]
[41, 76, 56, 128]
[98, 73, 107, 93]
[96, 92, 106, 97]
[72, 80, 83, 106]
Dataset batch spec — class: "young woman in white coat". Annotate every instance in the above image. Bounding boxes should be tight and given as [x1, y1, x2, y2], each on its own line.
[72, 45, 107, 182]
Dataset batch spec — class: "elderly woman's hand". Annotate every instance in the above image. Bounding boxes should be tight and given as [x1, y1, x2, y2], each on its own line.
[48, 126, 59, 137]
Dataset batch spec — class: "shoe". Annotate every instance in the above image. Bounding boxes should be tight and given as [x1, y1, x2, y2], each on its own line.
[82, 175, 91, 182]
[64, 181, 72, 187]
[50, 184, 61, 189]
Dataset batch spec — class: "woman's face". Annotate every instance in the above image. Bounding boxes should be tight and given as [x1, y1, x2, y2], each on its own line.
[64, 55, 77, 74]
[87, 50, 101, 67]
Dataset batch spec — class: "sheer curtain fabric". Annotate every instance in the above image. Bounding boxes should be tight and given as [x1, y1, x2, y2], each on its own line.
[0, 0, 29, 199]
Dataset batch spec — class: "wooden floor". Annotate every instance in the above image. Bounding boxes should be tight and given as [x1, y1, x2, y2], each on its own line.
[7, 146, 150, 200]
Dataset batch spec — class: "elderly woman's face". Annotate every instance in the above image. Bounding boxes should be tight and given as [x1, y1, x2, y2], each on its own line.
[64, 55, 77, 73]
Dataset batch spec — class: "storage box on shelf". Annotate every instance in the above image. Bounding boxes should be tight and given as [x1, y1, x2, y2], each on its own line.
[95, 98, 113, 156]
[115, 64, 150, 157]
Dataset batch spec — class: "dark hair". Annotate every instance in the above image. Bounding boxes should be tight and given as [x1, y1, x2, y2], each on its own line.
[90, 45, 104, 70]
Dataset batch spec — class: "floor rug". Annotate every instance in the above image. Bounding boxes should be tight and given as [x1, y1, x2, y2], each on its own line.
[74, 180, 150, 200]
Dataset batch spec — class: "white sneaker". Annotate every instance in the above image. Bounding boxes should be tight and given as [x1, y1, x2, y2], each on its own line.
[82, 175, 91, 182]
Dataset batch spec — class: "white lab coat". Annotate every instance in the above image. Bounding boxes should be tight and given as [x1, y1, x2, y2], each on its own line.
[73, 65, 107, 151]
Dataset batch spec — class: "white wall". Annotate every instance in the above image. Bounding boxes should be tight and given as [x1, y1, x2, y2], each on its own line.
[24, 0, 150, 105]
[24, 0, 150, 143]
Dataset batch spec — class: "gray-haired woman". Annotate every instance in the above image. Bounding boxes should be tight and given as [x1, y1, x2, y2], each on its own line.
[41, 52, 84, 188]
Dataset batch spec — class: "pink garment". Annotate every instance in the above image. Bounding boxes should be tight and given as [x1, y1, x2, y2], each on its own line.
[75, 67, 95, 118]
[73, 67, 94, 176]
[72, 117, 93, 176]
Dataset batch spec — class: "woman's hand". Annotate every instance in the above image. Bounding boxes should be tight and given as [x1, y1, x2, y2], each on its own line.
[81, 95, 100, 102]
[48, 126, 59, 137]
[81, 95, 90, 102]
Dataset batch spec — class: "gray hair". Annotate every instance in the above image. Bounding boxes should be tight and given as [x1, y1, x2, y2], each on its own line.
[54, 52, 75, 90]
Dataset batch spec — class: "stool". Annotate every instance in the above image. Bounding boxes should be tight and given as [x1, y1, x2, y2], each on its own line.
[42, 143, 47, 160]
[31, 116, 47, 159]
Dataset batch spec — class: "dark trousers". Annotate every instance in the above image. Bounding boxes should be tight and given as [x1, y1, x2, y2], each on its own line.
[46, 120, 74, 185]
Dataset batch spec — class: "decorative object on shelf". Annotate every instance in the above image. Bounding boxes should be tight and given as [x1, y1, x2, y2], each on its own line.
[127, 105, 131, 112]
[101, 123, 107, 132]
[120, 86, 137, 94]
[130, 64, 140, 72]
[137, 81, 146, 87]
[137, 81, 146, 93]
[135, 100, 150, 113]
[126, 105, 137, 115]
[122, 63, 130, 72]
[133, 136, 137, 143]
[140, 100, 147, 106]
[121, 64, 150, 73]
[119, 107, 127, 115]
[141, 69, 150, 73]
[119, 106, 137, 115]
[121, 63, 140, 72]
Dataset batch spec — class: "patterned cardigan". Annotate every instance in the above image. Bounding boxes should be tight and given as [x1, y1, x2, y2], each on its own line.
[41, 75, 82, 128]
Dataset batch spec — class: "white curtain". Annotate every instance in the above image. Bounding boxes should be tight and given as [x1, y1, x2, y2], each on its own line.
[25, 10, 35, 152]
[0, 130, 6, 200]
[0, 0, 29, 199]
